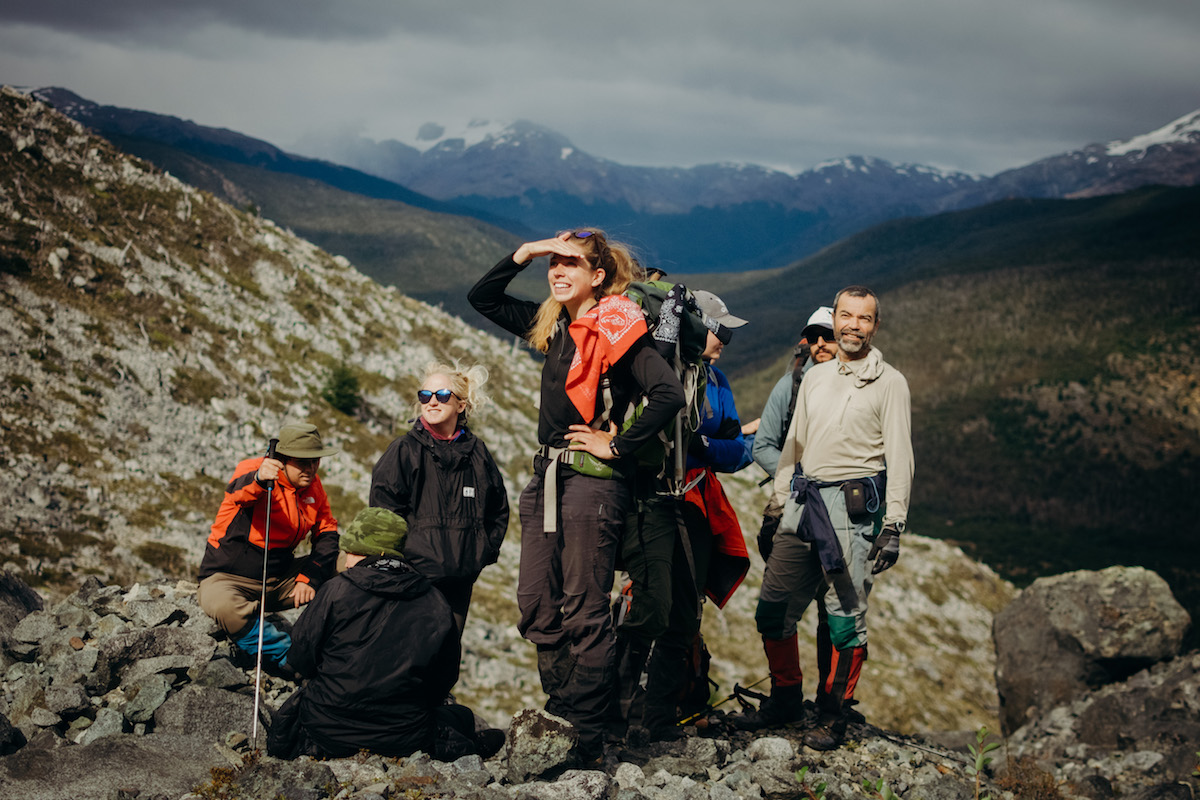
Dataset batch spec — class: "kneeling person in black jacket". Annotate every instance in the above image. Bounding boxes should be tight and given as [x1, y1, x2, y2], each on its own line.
[268, 507, 505, 761]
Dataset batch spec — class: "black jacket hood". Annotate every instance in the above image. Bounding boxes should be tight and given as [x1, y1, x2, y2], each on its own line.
[341, 556, 432, 600]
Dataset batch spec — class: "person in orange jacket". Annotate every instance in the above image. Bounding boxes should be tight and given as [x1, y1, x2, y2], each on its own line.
[198, 421, 340, 673]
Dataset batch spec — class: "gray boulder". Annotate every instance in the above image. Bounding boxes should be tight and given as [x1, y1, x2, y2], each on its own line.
[506, 707, 579, 784]
[0, 711, 27, 756]
[228, 757, 338, 800]
[153, 684, 259, 740]
[993, 566, 1191, 733]
[0, 731, 229, 800]
[0, 572, 44, 649]
[93, 626, 217, 691]
[518, 769, 613, 800]
[1006, 651, 1200, 794]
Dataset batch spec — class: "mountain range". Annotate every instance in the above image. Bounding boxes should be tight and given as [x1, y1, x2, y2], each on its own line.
[291, 105, 1200, 270]
[30, 87, 1200, 279]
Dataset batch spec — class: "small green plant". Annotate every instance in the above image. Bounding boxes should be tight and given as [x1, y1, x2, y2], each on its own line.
[864, 777, 903, 800]
[321, 364, 361, 415]
[966, 725, 1001, 800]
[795, 766, 826, 800]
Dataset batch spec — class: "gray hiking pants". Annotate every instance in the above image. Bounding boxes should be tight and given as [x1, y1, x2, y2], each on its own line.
[754, 485, 882, 649]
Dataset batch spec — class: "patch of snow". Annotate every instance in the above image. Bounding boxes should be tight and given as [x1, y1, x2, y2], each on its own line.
[402, 118, 512, 153]
[1107, 109, 1200, 157]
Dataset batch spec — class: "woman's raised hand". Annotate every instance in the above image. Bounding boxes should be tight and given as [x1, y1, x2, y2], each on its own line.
[514, 232, 586, 265]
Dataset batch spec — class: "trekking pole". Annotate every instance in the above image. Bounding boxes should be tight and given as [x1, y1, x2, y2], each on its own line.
[250, 437, 278, 749]
[677, 675, 770, 726]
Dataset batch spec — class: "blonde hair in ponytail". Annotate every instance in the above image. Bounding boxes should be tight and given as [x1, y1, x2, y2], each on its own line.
[415, 361, 491, 426]
[526, 228, 643, 353]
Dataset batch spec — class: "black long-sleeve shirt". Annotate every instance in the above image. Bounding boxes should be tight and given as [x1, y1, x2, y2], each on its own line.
[468, 254, 685, 453]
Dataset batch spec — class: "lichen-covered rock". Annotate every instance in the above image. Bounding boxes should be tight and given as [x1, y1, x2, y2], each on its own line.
[994, 565, 1191, 733]
[506, 707, 578, 783]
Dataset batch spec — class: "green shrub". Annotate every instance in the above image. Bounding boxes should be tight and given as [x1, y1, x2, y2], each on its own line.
[133, 541, 190, 578]
[321, 364, 361, 415]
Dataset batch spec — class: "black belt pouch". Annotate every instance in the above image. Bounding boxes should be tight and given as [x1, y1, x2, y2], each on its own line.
[841, 480, 869, 519]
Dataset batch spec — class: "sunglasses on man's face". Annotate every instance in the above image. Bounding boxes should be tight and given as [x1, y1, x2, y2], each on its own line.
[418, 389, 457, 405]
[287, 457, 320, 470]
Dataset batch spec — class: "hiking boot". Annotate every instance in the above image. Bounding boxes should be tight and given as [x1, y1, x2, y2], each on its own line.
[803, 712, 848, 751]
[730, 684, 804, 731]
[645, 721, 685, 743]
[842, 699, 866, 725]
[475, 728, 506, 759]
[569, 738, 606, 770]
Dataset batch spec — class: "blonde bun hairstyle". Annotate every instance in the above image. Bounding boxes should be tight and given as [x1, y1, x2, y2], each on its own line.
[414, 361, 491, 426]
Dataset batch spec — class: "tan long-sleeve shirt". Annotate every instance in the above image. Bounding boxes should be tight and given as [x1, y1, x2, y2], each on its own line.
[771, 346, 913, 528]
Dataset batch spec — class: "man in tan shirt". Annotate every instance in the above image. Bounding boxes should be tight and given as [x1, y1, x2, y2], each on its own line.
[734, 285, 913, 749]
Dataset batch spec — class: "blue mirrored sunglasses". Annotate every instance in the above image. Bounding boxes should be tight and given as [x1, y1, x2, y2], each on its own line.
[571, 230, 595, 239]
[417, 389, 457, 404]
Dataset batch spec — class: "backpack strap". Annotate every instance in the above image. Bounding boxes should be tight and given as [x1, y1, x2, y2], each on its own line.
[782, 360, 806, 440]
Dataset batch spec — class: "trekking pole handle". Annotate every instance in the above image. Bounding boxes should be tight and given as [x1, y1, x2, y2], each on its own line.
[263, 438, 279, 487]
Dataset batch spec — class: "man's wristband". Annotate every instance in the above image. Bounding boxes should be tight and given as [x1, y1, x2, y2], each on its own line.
[609, 438, 621, 458]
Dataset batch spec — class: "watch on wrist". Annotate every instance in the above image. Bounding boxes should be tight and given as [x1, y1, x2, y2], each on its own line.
[609, 438, 621, 458]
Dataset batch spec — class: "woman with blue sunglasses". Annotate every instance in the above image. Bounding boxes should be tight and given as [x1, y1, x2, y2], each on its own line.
[468, 228, 684, 764]
[369, 362, 510, 636]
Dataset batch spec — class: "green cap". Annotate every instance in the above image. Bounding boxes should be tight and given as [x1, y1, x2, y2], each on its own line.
[340, 507, 408, 558]
[275, 422, 339, 459]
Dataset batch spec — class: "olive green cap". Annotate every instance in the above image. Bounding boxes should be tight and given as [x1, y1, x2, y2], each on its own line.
[339, 507, 408, 558]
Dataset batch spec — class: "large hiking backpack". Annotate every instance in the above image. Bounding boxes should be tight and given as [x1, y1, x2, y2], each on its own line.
[599, 280, 712, 495]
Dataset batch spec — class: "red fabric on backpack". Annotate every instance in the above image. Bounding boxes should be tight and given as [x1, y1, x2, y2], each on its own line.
[683, 467, 749, 608]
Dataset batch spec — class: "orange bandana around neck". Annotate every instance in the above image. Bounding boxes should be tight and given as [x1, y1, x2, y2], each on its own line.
[565, 294, 648, 421]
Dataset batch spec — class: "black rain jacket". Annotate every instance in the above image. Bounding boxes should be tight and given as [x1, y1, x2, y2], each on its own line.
[369, 422, 509, 580]
[286, 556, 461, 758]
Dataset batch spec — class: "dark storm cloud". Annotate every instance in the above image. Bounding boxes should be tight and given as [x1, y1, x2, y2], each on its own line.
[2, 0, 1199, 174]
[0, 0, 416, 41]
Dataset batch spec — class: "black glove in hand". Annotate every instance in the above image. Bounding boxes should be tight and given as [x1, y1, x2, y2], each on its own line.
[757, 510, 781, 561]
[868, 525, 901, 574]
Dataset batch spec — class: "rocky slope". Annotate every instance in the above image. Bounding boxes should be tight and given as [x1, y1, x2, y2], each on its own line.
[0, 83, 1013, 742]
[2, 568, 1196, 800]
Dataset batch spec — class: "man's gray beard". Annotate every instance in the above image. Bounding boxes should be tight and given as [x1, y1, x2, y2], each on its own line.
[837, 337, 865, 355]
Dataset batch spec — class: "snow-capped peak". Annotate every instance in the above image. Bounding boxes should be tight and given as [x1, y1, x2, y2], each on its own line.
[1106, 109, 1200, 157]
[407, 118, 512, 153]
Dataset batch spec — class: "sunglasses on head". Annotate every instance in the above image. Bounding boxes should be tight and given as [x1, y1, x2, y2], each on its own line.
[570, 230, 595, 239]
[418, 389, 457, 404]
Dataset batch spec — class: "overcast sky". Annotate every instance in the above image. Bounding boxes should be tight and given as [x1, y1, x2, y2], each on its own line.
[2, 0, 1199, 176]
